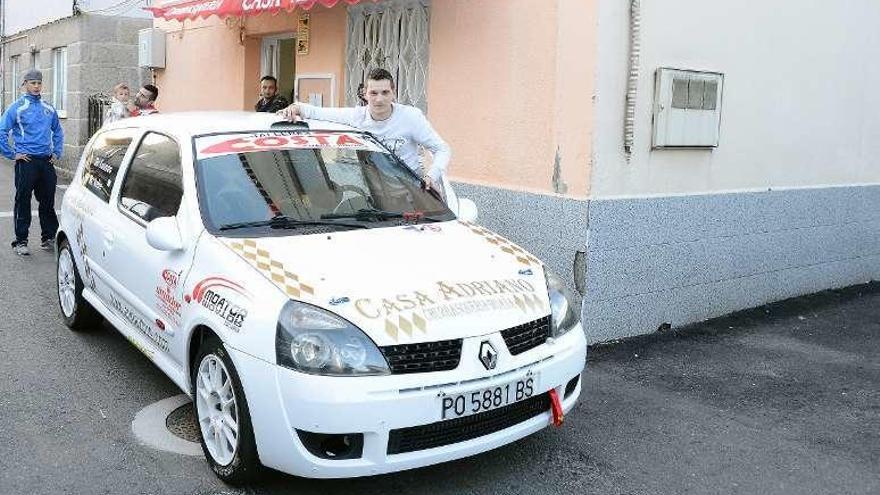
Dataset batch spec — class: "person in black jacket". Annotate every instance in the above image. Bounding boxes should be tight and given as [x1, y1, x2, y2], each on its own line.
[254, 76, 289, 113]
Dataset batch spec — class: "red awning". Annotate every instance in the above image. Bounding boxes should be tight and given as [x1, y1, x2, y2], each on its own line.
[147, 0, 374, 22]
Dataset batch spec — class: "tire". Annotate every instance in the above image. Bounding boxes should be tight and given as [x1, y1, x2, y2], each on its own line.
[192, 337, 260, 484]
[56, 239, 102, 331]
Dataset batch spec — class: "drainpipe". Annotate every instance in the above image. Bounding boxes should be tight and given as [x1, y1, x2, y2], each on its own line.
[623, 0, 641, 161]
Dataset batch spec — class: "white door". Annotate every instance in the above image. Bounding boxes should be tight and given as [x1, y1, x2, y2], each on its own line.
[68, 128, 138, 311]
[100, 132, 194, 380]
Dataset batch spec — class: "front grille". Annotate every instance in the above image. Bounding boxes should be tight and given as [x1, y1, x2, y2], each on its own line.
[387, 392, 550, 455]
[380, 339, 462, 374]
[501, 315, 552, 355]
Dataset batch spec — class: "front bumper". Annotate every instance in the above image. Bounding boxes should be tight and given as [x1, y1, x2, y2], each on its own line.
[229, 324, 587, 478]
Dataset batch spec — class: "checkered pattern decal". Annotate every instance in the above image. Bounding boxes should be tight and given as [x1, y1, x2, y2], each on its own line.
[512, 293, 547, 313]
[459, 221, 541, 266]
[384, 312, 428, 341]
[226, 239, 316, 299]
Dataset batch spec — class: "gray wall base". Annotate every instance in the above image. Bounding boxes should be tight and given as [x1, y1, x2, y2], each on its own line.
[456, 182, 880, 344]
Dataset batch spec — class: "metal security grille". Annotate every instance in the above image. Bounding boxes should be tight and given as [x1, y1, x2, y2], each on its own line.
[345, 0, 430, 112]
[387, 392, 550, 454]
[87, 93, 113, 139]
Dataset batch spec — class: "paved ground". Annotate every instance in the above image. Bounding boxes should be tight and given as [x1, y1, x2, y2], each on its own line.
[0, 163, 877, 494]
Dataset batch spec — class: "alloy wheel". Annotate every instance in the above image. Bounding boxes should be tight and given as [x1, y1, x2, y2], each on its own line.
[57, 248, 77, 318]
[195, 354, 240, 466]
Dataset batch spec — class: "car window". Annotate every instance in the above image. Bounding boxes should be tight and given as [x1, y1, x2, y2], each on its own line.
[118, 132, 183, 224]
[194, 131, 455, 233]
[80, 129, 135, 202]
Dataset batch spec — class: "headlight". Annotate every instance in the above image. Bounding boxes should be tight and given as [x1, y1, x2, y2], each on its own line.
[276, 300, 390, 376]
[545, 270, 579, 337]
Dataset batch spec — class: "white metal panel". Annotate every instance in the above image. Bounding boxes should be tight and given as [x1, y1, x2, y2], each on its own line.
[138, 28, 166, 68]
[652, 68, 723, 148]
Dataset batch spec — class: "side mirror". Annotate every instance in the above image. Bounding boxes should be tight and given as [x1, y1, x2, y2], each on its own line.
[145, 216, 184, 252]
[458, 198, 479, 222]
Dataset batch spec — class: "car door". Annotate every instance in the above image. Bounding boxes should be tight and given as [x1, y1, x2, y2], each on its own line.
[66, 128, 137, 308]
[98, 131, 195, 381]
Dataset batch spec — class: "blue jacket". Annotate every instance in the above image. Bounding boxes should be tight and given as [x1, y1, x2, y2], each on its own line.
[0, 93, 64, 160]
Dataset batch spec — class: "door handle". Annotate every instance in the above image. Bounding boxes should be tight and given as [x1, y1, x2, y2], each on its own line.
[103, 230, 115, 247]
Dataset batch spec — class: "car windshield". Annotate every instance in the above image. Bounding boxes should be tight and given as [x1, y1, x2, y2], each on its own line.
[194, 130, 455, 234]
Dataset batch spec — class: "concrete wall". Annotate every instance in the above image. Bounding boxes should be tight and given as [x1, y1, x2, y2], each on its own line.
[592, 0, 880, 197]
[582, 186, 880, 343]
[582, 0, 880, 342]
[3, 14, 150, 173]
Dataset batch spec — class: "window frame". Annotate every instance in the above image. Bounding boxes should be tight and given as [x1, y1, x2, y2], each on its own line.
[9, 55, 20, 98]
[51, 47, 68, 117]
[116, 131, 185, 228]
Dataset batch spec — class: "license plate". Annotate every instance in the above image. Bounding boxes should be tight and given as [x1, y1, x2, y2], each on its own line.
[440, 376, 535, 420]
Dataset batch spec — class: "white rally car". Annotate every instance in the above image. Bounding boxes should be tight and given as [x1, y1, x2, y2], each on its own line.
[55, 112, 586, 484]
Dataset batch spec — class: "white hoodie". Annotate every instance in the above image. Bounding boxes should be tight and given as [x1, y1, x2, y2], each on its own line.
[298, 102, 451, 182]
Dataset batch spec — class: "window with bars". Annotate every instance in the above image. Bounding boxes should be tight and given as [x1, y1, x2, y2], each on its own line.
[345, 0, 430, 112]
[52, 47, 68, 116]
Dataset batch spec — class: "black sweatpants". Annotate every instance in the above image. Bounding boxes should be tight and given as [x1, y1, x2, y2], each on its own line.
[12, 155, 58, 246]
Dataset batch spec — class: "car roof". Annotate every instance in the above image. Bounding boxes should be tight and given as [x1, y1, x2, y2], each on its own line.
[101, 111, 360, 137]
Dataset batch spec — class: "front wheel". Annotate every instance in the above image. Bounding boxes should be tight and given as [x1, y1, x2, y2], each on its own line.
[193, 338, 260, 484]
[56, 239, 102, 331]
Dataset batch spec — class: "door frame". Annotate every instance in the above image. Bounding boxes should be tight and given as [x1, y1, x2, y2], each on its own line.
[261, 33, 296, 79]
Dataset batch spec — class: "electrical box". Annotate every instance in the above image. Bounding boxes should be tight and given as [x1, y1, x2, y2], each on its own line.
[138, 28, 166, 69]
[652, 68, 723, 148]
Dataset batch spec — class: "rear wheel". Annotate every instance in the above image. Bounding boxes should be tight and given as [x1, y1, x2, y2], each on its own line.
[56, 239, 102, 331]
[193, 337, 260, 484]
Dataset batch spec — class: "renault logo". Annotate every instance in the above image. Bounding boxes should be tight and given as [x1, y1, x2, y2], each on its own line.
[478, 341, 498, 370]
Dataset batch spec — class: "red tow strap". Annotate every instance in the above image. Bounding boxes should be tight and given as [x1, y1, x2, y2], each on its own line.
[548, 389, 564, 427]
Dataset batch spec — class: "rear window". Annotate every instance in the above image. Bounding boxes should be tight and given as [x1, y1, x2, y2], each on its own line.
[81, 129, 135, 201]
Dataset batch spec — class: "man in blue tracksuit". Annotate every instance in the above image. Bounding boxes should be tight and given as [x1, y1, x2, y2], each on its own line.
[0, 69, 64, 256]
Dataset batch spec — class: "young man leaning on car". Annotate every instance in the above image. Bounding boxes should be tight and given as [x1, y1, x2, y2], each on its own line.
[278, 68, 450, 191]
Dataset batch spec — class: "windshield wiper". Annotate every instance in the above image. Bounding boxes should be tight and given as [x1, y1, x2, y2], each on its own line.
[218, 215, 367, 231]
[321, 208, 445, 223]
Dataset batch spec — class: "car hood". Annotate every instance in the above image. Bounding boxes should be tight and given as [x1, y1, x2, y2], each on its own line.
[220, 221, 550, 346]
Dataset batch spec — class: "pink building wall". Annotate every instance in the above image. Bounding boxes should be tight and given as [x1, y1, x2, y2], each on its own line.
[154, 0, 596, 197]
[428, 0, 595, 197]
[156, 6, 347, 111]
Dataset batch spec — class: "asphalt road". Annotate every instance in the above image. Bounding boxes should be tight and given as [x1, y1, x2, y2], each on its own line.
[0, 163, 877, 495]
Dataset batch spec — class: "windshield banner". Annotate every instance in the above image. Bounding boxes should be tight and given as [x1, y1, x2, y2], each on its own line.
[196, 131, 384, 159]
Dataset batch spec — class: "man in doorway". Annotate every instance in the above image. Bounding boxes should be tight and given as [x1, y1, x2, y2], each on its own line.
[278, 68, 450, 190]
[0, 69, 64, 256]
[130, 84, 159, 116]
[255, 75, 289, 113]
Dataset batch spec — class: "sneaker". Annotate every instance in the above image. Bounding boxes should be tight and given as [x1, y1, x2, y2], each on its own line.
[13, 243, 30, 256]
[40, 239, 53, 251]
